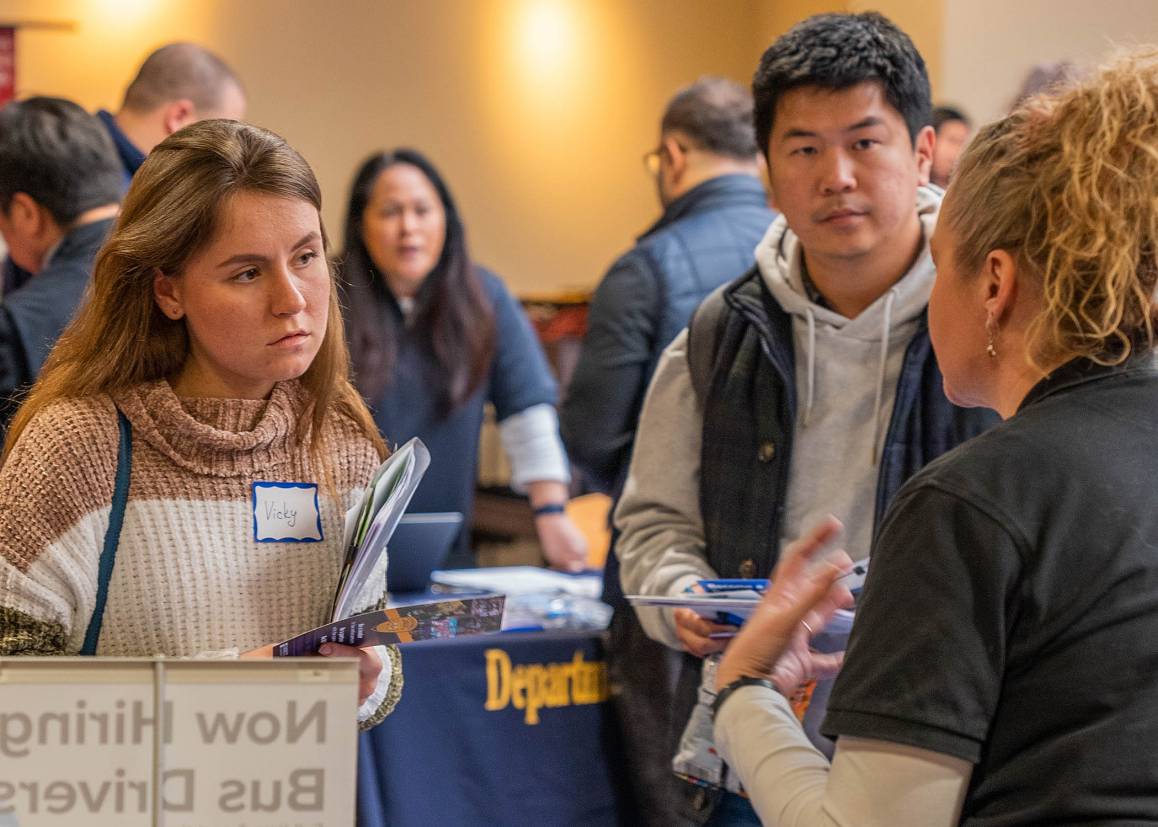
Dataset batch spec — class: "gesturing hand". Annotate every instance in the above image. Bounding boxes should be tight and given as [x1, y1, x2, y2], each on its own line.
[715, 516, 855, 694]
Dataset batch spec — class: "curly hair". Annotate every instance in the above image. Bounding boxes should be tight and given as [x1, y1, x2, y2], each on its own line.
[944, 49, 1158, 369]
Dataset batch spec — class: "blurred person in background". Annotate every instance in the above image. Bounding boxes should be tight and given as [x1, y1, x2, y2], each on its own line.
[0, 97, 122, 431]
[97, 42, 246, 182]
[1009, 60, 1080, 111]
[929, 105, 972, 188]
[561, 75, 773, 827]
[341, 148, 587, 572]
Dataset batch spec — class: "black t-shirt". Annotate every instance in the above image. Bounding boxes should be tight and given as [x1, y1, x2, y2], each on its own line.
[824, 358, 1158, 826]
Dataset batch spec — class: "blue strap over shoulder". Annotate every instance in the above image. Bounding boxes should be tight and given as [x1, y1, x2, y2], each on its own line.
[80, 409, 132, 656]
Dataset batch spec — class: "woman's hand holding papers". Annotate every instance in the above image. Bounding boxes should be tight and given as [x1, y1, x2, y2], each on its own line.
[715, 517, 855, 695]
[241, 642, 383, 704]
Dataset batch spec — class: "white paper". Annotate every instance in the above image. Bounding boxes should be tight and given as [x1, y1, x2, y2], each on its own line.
[430, 566, 603, 598]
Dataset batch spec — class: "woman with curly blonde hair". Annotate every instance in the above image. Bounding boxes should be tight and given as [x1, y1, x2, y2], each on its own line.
[709, 49, 1158, 825]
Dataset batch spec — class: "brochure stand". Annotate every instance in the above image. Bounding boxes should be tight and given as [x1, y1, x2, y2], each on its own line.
[0, 657, 359, 826]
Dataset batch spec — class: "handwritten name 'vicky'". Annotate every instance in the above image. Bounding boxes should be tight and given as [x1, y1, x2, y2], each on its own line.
[265, 501, 298, 528]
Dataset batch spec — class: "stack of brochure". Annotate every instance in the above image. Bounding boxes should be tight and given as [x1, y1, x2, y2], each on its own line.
[331, 437, 431, 622]
[628, 576, 857, 634]
[274, 438, 507, 656]
[627, 580, 768, 626]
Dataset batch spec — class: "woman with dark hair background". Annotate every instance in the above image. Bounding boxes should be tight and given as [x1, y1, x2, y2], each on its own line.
[341, 149, 587, 571]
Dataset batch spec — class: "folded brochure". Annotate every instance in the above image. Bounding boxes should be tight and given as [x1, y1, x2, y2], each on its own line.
[331, 436, 431, 622]
[275, 596, 506, 656]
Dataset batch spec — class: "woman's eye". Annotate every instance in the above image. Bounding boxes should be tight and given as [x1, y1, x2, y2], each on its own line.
[297, 250, 319, 266]
[233, 267, 259, 282]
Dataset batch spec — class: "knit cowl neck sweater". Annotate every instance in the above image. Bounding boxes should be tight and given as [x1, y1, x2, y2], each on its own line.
[114, 379, 314, 478]
[0, 379, 383, 658]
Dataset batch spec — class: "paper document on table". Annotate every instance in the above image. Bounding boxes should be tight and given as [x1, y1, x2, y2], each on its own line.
[431, 566, 602, 598]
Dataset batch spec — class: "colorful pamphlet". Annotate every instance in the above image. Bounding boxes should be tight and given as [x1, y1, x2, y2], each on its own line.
[274, 596, 506, 657]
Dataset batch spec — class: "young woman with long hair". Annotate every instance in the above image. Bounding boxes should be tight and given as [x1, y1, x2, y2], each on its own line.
[0, 120, 400, 726]
[341, 149, 587, 571]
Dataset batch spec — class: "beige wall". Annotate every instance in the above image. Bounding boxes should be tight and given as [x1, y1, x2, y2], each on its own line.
[5, 0, 1153, 293]
[940, 0, 1158, 124]
[0, 0, 762, 294]
[750, 0, 943, 102]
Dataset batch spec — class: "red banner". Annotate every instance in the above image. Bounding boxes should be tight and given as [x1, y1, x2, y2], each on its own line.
[0, 28, 14, 107]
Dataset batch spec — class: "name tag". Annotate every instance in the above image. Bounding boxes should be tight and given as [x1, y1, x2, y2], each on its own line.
[252, 482, 323, 542]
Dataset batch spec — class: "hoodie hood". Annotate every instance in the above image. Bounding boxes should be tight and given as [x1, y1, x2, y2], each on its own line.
[755, 185, 940, 334]
[754, 186, 941, 461]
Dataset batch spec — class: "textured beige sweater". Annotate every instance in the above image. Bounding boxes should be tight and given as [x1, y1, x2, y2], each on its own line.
[0, 379, 402, 725]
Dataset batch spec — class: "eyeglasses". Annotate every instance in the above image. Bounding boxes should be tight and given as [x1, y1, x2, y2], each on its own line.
[642, 147, 663, 176]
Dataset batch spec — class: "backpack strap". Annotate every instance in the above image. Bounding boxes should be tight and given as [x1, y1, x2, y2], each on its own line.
[80, 409, 132, 656]
[686, 284, 730, 404]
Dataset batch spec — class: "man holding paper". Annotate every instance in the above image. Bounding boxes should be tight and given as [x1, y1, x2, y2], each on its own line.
[615, 12, 995, 825]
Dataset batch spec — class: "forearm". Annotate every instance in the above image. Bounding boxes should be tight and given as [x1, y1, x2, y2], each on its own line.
[614, 330, 715, 647]
[526, 479, 569, 508]
[714, 686, 970, 827]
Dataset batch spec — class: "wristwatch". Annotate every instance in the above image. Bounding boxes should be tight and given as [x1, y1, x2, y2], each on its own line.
[711, 676, 779, 720]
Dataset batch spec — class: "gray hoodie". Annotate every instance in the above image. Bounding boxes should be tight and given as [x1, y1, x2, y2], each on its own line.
[762, 186, 940, 565]
[616, 186, 942, 649]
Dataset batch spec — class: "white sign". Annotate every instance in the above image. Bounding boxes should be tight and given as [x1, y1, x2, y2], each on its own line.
[0, 658, 358, 826]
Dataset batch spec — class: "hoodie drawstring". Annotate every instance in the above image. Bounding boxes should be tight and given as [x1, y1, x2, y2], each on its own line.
[802, 308, 817, 427]
[871, 288, 898, 464]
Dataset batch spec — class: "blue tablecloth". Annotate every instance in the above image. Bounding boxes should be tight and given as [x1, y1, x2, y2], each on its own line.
[357, 629, 624, 826]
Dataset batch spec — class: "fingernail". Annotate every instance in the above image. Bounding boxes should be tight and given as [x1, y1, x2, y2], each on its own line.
[320, 644, 333, 655]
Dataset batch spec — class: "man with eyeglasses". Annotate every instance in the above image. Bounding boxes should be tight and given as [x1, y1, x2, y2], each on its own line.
[561, 75, 772, 827]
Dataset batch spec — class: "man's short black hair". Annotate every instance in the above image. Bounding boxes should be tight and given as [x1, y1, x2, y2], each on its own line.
[931, 105, 971, 132]
[0, 97, 123, 226]
[661, 76, 758, 160]
[752, 12, 931, 154]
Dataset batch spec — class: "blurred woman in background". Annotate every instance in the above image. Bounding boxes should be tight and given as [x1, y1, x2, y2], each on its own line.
[341, 149, 586, 571]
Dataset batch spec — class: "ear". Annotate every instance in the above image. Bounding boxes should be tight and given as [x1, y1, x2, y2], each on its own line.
[162, 99, 197, 135]
[9, 192, 45, 237]
[980, 249, 1020, 324]
[152, 267, 185, 320]
[913, 124, 935, 186]
[661, 134, 688, 183]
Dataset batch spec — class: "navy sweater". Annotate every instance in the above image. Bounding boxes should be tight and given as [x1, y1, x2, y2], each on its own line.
[368, 268, 558, 562]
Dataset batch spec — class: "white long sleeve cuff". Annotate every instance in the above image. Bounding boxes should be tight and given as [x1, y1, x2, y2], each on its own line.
[498, 403, 571, 491]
